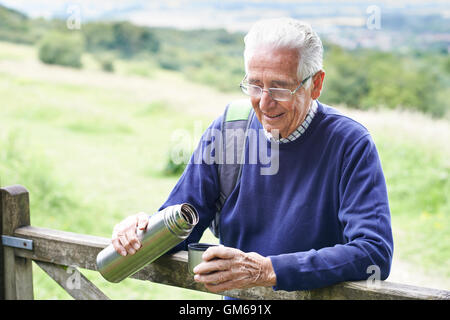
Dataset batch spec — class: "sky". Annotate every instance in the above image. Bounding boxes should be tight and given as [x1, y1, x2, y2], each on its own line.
[1, 0, 449, 31]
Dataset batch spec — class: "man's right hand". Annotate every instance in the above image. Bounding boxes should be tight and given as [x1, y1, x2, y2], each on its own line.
[111, 212, 149, 256]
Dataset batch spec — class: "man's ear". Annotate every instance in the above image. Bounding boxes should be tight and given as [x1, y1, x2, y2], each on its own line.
[310, 70, 325, 100]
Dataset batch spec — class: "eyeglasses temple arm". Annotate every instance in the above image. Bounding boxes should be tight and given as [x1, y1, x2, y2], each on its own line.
[291, 75, 313, 95]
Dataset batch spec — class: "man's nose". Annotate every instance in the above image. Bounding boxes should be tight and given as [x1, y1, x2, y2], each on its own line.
[259, 90, 276, 111]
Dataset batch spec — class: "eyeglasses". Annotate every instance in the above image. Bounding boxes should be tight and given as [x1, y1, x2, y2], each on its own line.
[240, 74, 312, 102]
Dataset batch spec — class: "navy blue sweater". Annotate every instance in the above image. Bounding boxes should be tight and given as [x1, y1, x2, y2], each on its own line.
[160, 101, 393, 291]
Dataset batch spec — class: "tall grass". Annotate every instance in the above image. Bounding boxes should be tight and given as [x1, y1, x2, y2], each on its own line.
[0, 41, 220, 298]
[0, 125, 218, 300]
[376, 134, 449, 274]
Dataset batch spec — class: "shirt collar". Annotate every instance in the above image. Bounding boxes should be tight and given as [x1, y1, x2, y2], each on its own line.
[263, 100, 318, 144]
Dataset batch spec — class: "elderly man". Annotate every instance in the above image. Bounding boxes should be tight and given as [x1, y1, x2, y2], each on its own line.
[111, 18, 393, 294]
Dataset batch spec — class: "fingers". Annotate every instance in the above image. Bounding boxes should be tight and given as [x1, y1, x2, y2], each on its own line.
[204, 279, 246, 293]
[118, 230, 134, 255]
[195, 270, 251, 293]
[193, 247, 274, 292]
[194, 246, 241, 275]
[125, 227, 141, 252]
[193, 246, 243, 291]
[202, 245, 239, 261]
[193, 258, 231, 275]
[111, 212, 149, 256]
[137, 212, 149, 230]
[194, 268, 233, 284]
[111, 237, 126, 257]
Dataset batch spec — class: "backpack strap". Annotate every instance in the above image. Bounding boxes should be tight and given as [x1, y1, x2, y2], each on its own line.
[209, 99, 254, 238]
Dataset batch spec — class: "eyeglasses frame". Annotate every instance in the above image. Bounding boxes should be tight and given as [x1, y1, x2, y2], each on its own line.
[239, 74, 313, 101]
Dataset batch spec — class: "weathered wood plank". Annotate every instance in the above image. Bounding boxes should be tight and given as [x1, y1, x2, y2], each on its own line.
[13, 225, 450, 300]
[35, 261, 109, 300]
[14, 225, 109, 271]
[1, 185, 34, 300]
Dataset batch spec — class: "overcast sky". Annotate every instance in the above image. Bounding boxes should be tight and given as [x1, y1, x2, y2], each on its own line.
[1, 0, 448, 31]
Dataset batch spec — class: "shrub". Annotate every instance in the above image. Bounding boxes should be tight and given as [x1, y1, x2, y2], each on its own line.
[95, 53, 115, 72]
[38, 31, 84, 68]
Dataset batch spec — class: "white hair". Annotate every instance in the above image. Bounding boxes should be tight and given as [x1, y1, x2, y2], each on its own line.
[243, 17, 323, 88]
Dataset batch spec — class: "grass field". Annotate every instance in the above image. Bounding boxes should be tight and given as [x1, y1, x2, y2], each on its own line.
[0, 41, 448, 298]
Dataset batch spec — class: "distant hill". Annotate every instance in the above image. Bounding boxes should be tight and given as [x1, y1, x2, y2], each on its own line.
[0, 3, 27, 21]
[0, 3, 447, 118]
[0, 4, 28, 28]
[0, 4, 34, 43]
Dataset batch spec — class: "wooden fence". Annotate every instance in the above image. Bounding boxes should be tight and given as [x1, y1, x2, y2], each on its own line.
[1, 184, 449, 300]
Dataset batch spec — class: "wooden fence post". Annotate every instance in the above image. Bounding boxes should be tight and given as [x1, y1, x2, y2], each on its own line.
[1, 185, 34, 300]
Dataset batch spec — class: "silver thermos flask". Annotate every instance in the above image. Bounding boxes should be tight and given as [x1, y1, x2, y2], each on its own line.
[96, 203, 199, 283]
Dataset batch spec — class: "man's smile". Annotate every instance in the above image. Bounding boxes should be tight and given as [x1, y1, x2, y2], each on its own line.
[263, 112, 285, 119]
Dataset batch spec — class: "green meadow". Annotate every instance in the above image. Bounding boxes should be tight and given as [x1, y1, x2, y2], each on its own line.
[0, 41, 448, 299]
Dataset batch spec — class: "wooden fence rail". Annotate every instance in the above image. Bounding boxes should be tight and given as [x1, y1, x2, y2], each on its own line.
[1, 185, 449, 300]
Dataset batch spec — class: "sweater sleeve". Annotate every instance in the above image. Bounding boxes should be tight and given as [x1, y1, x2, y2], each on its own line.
[269, 134, 394, 291]
[160, 117, 223, 253]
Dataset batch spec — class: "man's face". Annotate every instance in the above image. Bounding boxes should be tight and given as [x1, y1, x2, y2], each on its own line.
[247, 47, 312, 138]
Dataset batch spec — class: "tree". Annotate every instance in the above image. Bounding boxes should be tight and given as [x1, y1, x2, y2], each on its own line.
[38, 31, 85, 68]
[111, 22, 159, 57]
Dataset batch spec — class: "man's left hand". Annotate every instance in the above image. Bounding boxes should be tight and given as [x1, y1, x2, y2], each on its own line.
[193, 246, 276, 293]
